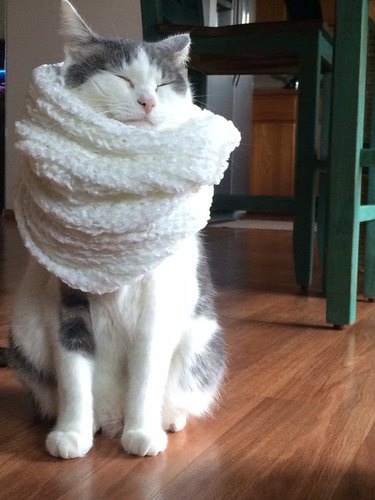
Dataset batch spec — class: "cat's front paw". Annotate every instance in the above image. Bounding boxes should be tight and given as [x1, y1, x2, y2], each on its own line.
[46, 430, 93, 459]
[121, 428, 167, 457]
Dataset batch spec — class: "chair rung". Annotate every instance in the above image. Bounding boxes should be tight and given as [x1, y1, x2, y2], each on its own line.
[360, 148, 375, 167]
[359, 204, 375, 222]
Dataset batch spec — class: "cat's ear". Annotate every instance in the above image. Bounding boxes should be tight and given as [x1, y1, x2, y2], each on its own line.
[60, 0, 98, 55]
[161, 35, 191, 66]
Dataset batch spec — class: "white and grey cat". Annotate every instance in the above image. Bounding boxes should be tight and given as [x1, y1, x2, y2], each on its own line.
[9, 0, 225, 459]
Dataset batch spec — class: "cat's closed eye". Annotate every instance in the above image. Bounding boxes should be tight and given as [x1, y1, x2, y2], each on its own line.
[116, 75, 134, 88]
[157, 81, 176, 88]
[115, 74, 178, 94]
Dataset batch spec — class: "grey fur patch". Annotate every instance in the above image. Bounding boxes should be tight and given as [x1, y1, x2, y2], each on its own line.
[65, 39, 139, 88]
[189, 328, 226, 391]
[194, 235, 216, 319]
[64, 39, 139, 87]
[59, 285, 95, 355]
[7, 334, 56, 387]
[180, 235, 226, 392]
[143, 40, 189, 94]
[61, 284, 90, 308]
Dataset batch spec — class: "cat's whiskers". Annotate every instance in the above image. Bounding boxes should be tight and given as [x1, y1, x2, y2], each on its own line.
[81, 94, 139, 121]
[191, 94, 224, 113]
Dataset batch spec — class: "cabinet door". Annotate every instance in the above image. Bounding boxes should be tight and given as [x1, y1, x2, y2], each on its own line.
[250, 90, 297, 197]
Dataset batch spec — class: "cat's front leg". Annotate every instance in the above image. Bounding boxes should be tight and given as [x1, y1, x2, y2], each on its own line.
[46, 287, 95, 459]
[121, 311, 179, 457]
[46, 350, 94, 459]
[121, 335, 172, 456]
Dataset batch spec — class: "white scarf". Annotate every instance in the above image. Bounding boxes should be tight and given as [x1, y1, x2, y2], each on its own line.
[14, 64, 241, 293]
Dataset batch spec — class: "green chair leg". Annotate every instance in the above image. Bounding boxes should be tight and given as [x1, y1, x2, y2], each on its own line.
[326, 0, 368, 326]
[317, 71, 332, 292]
[293, 47, 321, 288]
[364, 16, 375, 300]
[364, 167, 375, 298]
[317, 171, 327, 287]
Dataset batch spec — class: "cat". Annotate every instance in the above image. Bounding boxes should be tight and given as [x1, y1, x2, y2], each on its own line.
[8, 0, 225, 459]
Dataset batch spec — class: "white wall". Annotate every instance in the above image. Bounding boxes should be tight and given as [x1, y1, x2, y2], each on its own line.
[5, 0, 142, 208]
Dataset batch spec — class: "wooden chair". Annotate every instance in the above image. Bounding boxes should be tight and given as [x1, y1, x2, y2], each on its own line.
[140, 0, 333, 291]
[326, 0, 375, 326]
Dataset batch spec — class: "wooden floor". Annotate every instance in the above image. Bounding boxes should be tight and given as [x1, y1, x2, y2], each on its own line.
[1, 218, 375, 499]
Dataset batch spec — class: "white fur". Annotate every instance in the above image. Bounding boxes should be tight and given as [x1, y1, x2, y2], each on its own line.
[11, 236, 222, 457]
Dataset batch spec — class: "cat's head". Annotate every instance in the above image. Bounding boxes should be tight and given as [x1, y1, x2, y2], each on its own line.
[60, 0, 192, 127]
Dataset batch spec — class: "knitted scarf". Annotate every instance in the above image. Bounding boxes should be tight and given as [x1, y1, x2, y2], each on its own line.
[14, 64, 241, 293]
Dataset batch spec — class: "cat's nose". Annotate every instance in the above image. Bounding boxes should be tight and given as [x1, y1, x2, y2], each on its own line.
[137, 97, 156, 114]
